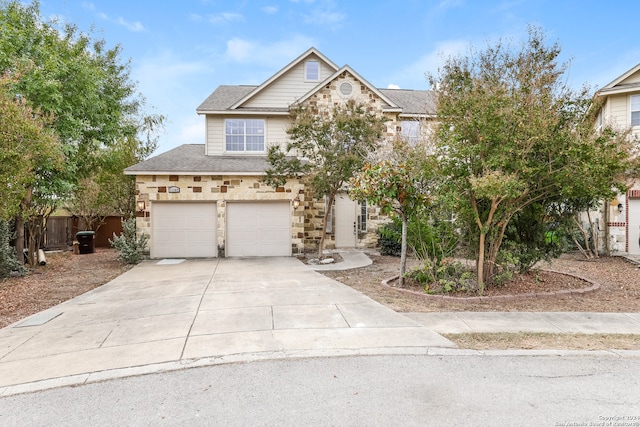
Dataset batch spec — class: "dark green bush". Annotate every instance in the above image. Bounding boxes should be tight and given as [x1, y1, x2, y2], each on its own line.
[377, 221, 402, 256]
[0, 220, 24, 279]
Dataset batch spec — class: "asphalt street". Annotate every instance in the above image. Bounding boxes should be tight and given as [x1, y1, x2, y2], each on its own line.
[1, 354, 638, 426]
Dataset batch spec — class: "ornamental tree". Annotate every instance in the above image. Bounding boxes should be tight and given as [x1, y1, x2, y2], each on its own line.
[264, 100, 385, 257]
[430, 26, 633, 288]
[351, 140, 436, 286]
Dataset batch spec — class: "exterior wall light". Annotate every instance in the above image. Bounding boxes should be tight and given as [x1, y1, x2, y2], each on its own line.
[137, 200, 146, 212]
[618, 203, 624, 213]
[292, 197, 300, 209]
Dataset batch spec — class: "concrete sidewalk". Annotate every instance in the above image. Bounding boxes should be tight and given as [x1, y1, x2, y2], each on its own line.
[0, 257, 453, 396]
[406, 312, 640, 334]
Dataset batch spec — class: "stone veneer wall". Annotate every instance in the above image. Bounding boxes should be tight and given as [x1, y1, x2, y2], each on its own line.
[296, 70, 397, 251]
[135, 174, 306, 255]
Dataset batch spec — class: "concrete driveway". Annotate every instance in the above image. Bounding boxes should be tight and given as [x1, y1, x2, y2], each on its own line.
[0, 257, 454, 395]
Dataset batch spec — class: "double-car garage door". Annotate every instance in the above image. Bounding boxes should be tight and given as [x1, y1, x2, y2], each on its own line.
[151, 201, 290, 258]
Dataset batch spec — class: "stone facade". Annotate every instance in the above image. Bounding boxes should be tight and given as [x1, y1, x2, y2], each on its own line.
[135, 172, 388, 256]
[135, 174, 305, 255]
[136, 171, 388, 256]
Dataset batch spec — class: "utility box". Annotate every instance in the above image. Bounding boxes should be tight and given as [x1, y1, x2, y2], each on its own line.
[76, 231, 95, 254]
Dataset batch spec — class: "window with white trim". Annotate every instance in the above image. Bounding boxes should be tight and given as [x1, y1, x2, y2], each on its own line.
[305, 60, 320, 81]
[401, 120, 420, 145]
[631, 94, 640, 127]
[359, 201, 367, 232]
[225, 119, 265, 152]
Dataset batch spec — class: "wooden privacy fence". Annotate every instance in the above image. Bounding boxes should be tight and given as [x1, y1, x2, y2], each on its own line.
[43, 216, 123, 250]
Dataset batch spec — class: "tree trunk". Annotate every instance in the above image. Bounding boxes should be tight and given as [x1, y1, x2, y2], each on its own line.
[15, 187, 33, 266]
[318, 194, 335, 258]
[14, 215, 24, 266]
[399, 214, 408, 287]
[477, 231, 486, 291]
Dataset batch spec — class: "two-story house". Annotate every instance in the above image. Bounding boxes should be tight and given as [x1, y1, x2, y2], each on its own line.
[125, 48, 435, 258]
[594, 63, 640, 255]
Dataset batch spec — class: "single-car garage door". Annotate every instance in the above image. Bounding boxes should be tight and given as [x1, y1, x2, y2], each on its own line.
[152, 202, 217, 258]
[226, 202, 291, 257]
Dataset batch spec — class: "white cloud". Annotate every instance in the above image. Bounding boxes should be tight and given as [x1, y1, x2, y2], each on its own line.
[115, 17, 145, 32]
[208, 12, 244, 25]
[387, 40, 469, 89]
[262, 6, 279, 14]
[81, 2, 96, 11]
[90, 7, 146, 32]
[175, 115, 206, 145]
[189, 13, 204, 22]
[224, 35, 316, 68]
[387, 84, 401, 89]
[303, 9, 345, 27]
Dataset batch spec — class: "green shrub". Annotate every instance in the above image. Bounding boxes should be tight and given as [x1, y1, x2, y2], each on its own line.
[109, 218, 148, 264]
[0, 220, 24, 279]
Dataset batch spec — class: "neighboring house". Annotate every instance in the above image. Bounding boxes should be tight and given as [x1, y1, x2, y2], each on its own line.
[125, 47, 435, 258]
[593, 63, 640, 255]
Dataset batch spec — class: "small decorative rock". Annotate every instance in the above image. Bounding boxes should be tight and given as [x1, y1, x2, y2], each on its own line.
[308, 258, 320, 265]
[320, 258, 335, 265]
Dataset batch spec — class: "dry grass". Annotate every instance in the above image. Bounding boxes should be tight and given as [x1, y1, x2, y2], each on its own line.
[444, 332, 640, 350]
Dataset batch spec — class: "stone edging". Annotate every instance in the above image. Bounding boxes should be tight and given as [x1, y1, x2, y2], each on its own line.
[380, 269, 601, 303]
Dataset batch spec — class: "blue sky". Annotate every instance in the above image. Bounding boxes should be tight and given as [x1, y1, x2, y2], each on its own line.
[39, 0, 640, 155]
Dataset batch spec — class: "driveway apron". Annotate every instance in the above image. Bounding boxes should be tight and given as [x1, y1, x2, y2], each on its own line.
[0, 257, 454, 393]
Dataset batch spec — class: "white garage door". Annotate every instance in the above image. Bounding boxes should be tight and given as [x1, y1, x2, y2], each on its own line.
[152, 202, 217, 258]
[226, 202, 291, 257]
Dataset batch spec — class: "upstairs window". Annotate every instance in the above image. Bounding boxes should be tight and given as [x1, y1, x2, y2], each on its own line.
[631, 95, 640, 126]
[305, 60, 320, 81]
[225, 119, 265, 152]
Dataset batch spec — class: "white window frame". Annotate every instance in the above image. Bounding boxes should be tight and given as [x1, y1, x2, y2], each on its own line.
[225, 118, 265, 152]
[305, 60, 320, 82]
[631, 94, 640, 127]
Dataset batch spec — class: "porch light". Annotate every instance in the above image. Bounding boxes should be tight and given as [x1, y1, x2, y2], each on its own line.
[618, 203, 624, 213]
[292, 197, 300, 209]
[137, 200, 146, 212]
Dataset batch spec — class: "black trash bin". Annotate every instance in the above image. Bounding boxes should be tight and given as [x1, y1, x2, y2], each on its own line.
[76, 231, 95, 254]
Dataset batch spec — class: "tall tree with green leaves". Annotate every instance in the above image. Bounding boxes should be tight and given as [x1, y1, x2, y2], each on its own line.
[264, 100, 385, 257]
[0, 0, 164, 262]
[430, 27, 633, 288]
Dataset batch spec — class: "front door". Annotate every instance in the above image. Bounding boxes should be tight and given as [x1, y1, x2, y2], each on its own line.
[334, 194, 357, 248]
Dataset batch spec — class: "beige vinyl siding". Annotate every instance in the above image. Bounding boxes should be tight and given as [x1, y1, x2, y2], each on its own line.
[206, 115, 224, 155]
[624, 70, 640, 85]
[206, 115, 291, 155]
[244, 55, 335, 109]
[608, 94, 628, 127]
[266, 116, 291, 151]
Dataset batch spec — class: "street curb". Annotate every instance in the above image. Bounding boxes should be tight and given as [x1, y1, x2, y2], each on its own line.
[1, 347, 639, 397]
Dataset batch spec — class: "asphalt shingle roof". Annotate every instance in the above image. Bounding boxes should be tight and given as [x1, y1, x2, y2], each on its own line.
[124, 144, 271, 174]
[196, 85, 436, 116]
[379, 89, 437, 116]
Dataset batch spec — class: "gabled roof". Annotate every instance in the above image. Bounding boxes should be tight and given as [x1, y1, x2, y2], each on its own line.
[124, 144, 272, 175]
[229, 47, 339, 110]
[293, 65, 402, 112]
[196, 46, 437, 118]
[597, 63, 640, 96]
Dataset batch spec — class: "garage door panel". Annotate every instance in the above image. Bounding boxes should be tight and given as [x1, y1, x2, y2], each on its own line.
[227, 202, 290, 257]
[152, 202, 217, 258]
